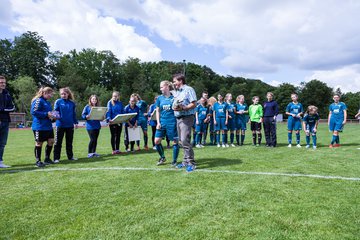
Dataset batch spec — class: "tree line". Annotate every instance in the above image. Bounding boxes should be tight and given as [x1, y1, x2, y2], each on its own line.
[1, 31, 359, 119]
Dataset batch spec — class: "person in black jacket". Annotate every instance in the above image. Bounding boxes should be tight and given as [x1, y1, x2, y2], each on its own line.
[0, 76, 15, 168]
[263, 92, 279, 147]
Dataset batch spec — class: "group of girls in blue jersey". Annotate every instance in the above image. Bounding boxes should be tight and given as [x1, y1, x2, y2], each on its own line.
[29, 84, 349, 168]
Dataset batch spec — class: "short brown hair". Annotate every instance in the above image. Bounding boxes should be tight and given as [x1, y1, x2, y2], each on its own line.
[173, 73, 186, 84]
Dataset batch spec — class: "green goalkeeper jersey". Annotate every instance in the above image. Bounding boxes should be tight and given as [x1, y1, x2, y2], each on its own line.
[249, 104, 263, 122]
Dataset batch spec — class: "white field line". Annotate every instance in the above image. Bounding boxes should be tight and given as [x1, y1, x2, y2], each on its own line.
[2, 167, 360, 182]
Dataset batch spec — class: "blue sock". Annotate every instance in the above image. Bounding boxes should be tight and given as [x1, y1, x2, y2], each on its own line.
[222, 133, 226, 144]
[336, 135, 340, 144]
[296, 132, 300, 144]
[156, 144, 165, 158]
[241, 134, 245, 144]
[288, 132, 292, 144]
[230, 133, 234, 144]
[216, 133, 220, 144]
[306, 135, 310, 145]
[144, 135, 148, 146]
[236, 134, 240, 145]
[172, 144, 179, 162]
[199, 133, 203, 144]
[210, 133, 214, 144]
[331, 135, 337, 144]
[312, 134, 317, 146]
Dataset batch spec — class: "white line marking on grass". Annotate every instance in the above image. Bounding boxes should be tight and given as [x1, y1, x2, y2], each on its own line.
[3, 167, 360, 182]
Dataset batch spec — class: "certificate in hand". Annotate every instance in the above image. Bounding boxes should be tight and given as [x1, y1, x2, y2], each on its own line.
[111, 113, 137, 124]
[128, 126, 141, 141]
[88, 107, 108, 120]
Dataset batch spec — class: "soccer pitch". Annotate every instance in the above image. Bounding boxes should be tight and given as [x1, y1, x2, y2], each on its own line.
[1, 123, 360, 239]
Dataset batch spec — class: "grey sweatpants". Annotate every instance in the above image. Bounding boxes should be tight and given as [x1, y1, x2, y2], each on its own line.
[177, 115, 196, 166]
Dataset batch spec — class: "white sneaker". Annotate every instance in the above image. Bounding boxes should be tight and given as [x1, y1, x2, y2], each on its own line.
[196, 144, 201, 148]
[288, 144, 292, 148]
[0, 162, 10, 168]
[225, 144, 229, 147]
[231, 144, 236, 147]
[296, 144, 301, 148]
[217, 144, 220, 147]
[152, 146, 157, 150]
[222, 144, 226, 148]
[69, 157, 78, 161]
[305, 145, 310, 149]
[54, 159, 60, 163]
[200, 144, 205, 148]
[313, 146, 317, 149]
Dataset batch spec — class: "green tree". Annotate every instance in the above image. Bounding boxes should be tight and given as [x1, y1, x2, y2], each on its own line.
[12, 31, 51, 86]
[9, 76, 38, 119]
[273, 83, 298, 114]
[341, 92, 360, 119]
[298, 80, 333, 118]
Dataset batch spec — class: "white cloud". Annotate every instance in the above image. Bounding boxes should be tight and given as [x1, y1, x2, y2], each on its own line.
[306, 64, 360, 93]
[9, 0, 162, 62]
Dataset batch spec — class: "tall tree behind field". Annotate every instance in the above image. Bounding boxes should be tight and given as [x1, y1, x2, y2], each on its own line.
[12, 31, 51, 86]
[273, 83, 298, 114]
[299, 79, 333, 118]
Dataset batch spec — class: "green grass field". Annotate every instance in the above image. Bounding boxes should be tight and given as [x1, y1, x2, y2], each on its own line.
[1, 123, 360, 239]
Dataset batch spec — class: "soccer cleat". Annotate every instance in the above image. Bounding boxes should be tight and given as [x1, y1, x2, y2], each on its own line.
[313, 146, 317, 149]
[231, 144, 236, 147]
[136, 146, 141, 151]
[305, 145, 310, 149]
[334, 144, 341, 148]
[54, 159, 60, 163]
[225, 144, 229, 147]
[93, 153, 100, 157]
[152, 146, 157, 150]
[196, 144, 202, 148]
[329, 144, 333, 148]
[36, 161, 46, 167]
[0, 162, 10, 168]
[157, 157, 166, 165]
[288, 144, 292, 148]
[222, 144, 225, 148]
[44, 158, 54, 165]
[69, 157, 78, 161]
[112, 150, 117, 155]
[144, 146, 149, 150]
[217, 144, 220, 147]
[87, 153, 95, 158]
[126, 149, 131, 153]
[176, 163, 186, 169]
[296, 144, 301, 148]
[186, 165, 196, 172]
[200, 144, 205, 148]
[171, 161, 177, 167]
[115, 150, 122, 154]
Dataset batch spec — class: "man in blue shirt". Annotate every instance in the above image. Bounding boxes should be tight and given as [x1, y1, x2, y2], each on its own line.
[328, 94, 347, 148]
[0, 76, 15, 168]
[172, 74, 197, 172]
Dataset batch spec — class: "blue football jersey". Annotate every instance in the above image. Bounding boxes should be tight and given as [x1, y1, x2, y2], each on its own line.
[196, 104, 209, 121]
[303, 113, 319, 125]
[156, 95, 176, 124]
[286, 102, 304, 116]
[213, 102, 228, 118]
[329, 102, 347, 121]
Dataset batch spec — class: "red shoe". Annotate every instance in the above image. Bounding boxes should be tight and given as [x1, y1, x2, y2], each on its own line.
[136, 146, 141, 151]
[334, 144, 341, 148]
[329, 144, 333, 148]
[112, 150, 117, 155]
[144, 146, 149, 150]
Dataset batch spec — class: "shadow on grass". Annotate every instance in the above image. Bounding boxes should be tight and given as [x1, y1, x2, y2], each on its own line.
[0, 149, 159, 174]
[197, 157, 243, 168]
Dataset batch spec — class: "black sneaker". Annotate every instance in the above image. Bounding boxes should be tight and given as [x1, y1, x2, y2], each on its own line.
[157, 157, 166, 166]
[36, 161, 46, 167]
[44, 158, 54, 165]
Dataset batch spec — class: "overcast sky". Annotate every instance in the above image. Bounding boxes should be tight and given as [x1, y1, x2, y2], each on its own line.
[1, 0, 360, 92]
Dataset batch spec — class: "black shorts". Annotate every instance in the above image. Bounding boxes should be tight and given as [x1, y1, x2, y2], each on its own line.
[33, 130, 54, 142]
[250, 122, 262, 131]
